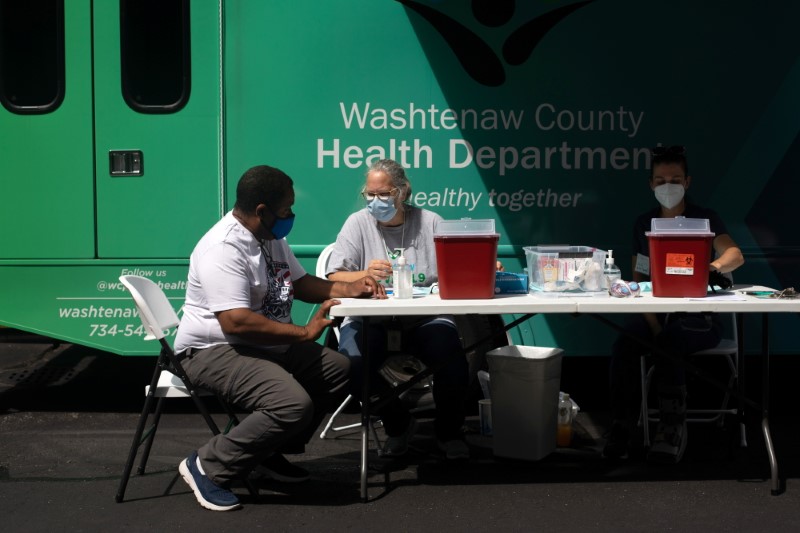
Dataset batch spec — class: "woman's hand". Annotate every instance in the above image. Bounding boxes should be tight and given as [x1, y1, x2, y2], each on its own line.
[367, 259, 393, 281]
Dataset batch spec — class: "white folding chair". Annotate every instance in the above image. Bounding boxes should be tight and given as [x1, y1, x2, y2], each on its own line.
[315, 243, 337, 280]
[315, 244, 384, 439]
[315, 244, 434, 442]
[115, 275, 255, 502]
[640, 312, 746, 448]
[315, 244, 511, 443]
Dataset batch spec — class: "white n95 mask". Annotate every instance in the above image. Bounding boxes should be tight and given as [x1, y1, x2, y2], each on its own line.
[654, 183, 685, 209]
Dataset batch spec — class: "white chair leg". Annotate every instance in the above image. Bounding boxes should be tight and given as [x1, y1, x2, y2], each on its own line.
[320, 394, 384, 445]
[714, 354, 738, 427]
[320, 394, 358, 438]
[640, 356, 650, 448]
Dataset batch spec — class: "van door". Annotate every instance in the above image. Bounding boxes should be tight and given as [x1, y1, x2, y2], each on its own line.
[0, 0, 94, 259]
[93, 0, 223, 258]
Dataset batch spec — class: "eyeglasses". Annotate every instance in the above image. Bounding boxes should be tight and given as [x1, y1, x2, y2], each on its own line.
[651, 145, 686, 156]
[361, 188, 398, 201]
[771, 287, 797, 299]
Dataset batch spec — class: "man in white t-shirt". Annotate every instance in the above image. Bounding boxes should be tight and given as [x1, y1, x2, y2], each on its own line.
[174, 165, 385, 511]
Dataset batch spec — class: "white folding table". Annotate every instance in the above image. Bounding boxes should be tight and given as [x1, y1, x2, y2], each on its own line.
[329, 285, 800, 500]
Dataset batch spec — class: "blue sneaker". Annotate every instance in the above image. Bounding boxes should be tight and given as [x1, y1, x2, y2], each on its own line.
[179, 451, 241, 511]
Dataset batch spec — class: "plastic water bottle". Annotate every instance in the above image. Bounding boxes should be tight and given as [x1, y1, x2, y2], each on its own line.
[557, 393, 573, 447]
[604, 249, 621, 291]
[392, 250, 413, 299]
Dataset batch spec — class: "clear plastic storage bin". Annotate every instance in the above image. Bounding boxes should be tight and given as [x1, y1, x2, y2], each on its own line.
[524, 245, 606, 292]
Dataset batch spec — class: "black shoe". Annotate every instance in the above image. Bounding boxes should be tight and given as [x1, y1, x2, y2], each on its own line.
[252, 453, 310, 483]
[648, 388, 688, 464]
[436, 437, 470, 460]
[647, 420, 687, 464]
[382, 418, 418, 457]
[602, 422, 630, 460]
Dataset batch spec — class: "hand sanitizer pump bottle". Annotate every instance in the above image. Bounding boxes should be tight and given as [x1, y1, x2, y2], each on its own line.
[604, 249, 621, 291]
[393, 249, 413, 299]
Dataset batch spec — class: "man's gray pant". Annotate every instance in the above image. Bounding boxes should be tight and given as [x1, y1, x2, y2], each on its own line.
[180, 342, 349, 487]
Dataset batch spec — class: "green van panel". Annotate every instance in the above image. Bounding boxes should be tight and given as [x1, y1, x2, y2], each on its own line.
[0, 1, 94, 259]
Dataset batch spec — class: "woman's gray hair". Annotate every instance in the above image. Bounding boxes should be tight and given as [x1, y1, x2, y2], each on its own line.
[366, 158, 412, 199]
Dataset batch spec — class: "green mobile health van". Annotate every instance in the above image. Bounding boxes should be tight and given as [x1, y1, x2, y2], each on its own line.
[1, 0, 799, 356]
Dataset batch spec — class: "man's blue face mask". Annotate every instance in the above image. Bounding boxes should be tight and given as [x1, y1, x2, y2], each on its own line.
[261, 206, 295, 240]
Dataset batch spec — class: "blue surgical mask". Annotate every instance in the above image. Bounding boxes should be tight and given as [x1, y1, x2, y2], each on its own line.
[367, 197, 397, 222]
[261, 212, 295, 240]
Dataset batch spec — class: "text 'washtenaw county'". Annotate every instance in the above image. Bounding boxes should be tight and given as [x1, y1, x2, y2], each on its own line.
[339, 102, 644, 137]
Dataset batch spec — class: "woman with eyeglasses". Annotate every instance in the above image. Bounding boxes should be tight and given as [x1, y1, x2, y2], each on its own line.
[604, 146, 744, 464]
[325, 158, 471, 460]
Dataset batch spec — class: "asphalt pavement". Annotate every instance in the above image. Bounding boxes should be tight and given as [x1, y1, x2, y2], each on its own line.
[2, 339, 800, 532]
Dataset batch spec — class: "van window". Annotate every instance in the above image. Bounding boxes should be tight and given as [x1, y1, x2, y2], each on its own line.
[120, 0, 191, 113]
[0, 0, 65, 114]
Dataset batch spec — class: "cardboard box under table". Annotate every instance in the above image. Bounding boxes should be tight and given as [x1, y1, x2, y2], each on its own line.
[646, 217, 714, 297]
[434, 219, 499, 299]
[487, 345, 563, 461]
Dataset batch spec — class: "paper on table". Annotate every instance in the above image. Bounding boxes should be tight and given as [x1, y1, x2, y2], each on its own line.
[386, 286, 432, 296]
[689, 292, 747, 301]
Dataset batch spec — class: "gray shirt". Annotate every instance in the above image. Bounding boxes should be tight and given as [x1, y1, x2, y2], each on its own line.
[327, 205, 443, 289]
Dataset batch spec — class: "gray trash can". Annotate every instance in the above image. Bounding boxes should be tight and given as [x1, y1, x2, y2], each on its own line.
[486, 345, 563, 461]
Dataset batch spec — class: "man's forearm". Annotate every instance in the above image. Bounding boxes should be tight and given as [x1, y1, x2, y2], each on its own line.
[293, 274, 336, 303]
[217, 309, 310, 344]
